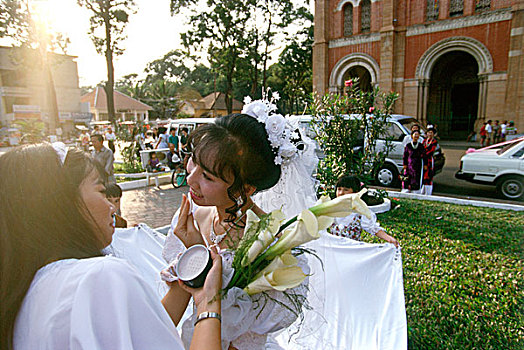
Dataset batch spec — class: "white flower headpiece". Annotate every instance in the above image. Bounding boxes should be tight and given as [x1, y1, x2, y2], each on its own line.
[52, 142, 68, 165]
[242, 91, 297, 165]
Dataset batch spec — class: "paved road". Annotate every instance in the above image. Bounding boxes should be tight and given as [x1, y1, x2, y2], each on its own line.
[427, 143, 523, 205]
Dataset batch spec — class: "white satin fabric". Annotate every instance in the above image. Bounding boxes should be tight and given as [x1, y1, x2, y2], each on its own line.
[14, 256, 183, 350]
[104, 224, 169, 299]
[274, 233, 407, 349]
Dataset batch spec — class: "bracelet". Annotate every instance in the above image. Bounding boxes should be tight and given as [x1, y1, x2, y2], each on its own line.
[194, 311, 221, 326]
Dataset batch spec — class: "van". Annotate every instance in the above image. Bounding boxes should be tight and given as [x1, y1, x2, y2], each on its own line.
[167, 118, 215, 137]
[294, 114, 445, 188]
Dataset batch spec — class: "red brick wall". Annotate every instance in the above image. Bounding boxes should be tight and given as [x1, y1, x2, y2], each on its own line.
[328, 42, 381, 73]
[404, 20, 512, 78]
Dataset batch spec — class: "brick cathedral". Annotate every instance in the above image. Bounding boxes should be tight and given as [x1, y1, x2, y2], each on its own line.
[313, 0, 524, 139]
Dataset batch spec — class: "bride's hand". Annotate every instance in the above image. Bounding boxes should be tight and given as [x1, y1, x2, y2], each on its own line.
[174, 194, 205, 247]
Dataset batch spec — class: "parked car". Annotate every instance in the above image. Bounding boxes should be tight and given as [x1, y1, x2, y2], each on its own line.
[455, 138, 524, 200]
[294, 114, 445, 188]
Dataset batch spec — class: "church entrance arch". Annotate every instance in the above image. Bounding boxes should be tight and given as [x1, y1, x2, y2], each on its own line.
[427, 52, 479, 140]
[329, 53, 379, 93]
[415, 37, 493, 140]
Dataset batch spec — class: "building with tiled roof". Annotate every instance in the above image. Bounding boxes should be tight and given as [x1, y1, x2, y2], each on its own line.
[81, 86, 152, 122]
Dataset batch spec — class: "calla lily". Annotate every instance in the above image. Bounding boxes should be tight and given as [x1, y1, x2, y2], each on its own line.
[244, 266, 306, 295]
[242, 210, 285, 266]
[257, 250, 297, 276]
[262, 209, 321, 260]
[309, 189, 372, 219]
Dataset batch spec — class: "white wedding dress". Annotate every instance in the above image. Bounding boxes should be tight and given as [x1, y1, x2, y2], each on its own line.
[252, 122, 408, 349]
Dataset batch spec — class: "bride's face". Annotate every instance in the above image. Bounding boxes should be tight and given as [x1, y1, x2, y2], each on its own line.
[186, 157, 235, 208]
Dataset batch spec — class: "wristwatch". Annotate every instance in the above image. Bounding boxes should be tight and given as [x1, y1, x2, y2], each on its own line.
[194, 311, 221, 326]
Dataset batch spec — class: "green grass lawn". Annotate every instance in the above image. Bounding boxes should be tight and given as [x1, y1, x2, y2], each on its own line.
[373, 199, 523, 349]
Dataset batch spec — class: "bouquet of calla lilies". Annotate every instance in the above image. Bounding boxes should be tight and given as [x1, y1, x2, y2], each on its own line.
[226, 189, 373, 295]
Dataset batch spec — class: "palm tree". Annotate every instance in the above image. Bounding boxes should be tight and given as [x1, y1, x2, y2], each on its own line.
[145, 80, 183, 119]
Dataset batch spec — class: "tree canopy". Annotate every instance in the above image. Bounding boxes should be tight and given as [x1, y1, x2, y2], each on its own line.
[77, 0, 136, 124]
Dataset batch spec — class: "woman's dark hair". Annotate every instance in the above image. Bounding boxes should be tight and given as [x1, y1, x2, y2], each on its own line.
[427, 126, 437, 134]
[0, 144, 107, 349]
[105, 183, 123, 198]
[335, 175, 362, 193]
[189, 114, 281, 221]
[411, 129, 421, 136]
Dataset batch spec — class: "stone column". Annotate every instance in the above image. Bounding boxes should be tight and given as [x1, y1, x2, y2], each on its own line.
[504, 4, 524, 132]
[439, 0, 450, 20]
[417, 79, 429, 124]
[477, 74, 488, 123]
[313, 0, 330, 94]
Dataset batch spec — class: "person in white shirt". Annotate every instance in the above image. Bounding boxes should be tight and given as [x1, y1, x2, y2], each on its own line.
[500, 120, 507, 142]
[485, 120, 493, 146]
[0, 143, 223, 350]
[105, 126, 117, 154]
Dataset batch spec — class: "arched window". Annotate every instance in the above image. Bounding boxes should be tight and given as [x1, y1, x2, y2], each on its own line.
[475, 0, 490, 13]
[360, 0, 371, 33]
[344, 4, 353, 36]
[426, 0, 439, 21]
[449, 0, 463, 17]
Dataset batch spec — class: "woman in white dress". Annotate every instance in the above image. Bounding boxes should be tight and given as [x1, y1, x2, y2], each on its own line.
[162, 112, 309, 350]
[0, 143, 223, 350]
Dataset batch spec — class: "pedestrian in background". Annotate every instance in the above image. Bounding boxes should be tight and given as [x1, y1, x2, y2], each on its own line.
[155, 127, 169, 149]
[80, 129, 90, 152]
[401, 130, 424, 193]
[91, 134, 115, 184]
[479, 122, 487, 147]
[506, 121, 517, 137]
[485, 120, 493, 146]
[493, 120, 500, 144]
[421, 126, 439, 195]
[500, 120, 507, 142]
[105, 126, 117, 154]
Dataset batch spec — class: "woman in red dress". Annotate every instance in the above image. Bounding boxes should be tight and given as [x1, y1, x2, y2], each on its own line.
[422, 125, 439, 195]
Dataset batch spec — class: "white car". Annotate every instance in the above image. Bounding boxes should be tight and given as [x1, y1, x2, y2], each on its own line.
[455, 138, 524, 200]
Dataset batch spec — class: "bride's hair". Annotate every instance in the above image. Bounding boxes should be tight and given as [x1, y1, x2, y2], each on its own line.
[189, 113, 281, 221]
[0, 144, 107, 349]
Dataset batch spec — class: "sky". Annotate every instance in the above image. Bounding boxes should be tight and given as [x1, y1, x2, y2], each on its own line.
[9, 0, 188, 87]
[0, 0, 313, 88]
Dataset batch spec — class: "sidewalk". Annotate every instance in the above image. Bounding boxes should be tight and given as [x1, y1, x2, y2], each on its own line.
[121, 184, 186, 228]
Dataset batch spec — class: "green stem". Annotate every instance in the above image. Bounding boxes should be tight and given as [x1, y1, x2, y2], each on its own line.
[276, 216, 297, 235]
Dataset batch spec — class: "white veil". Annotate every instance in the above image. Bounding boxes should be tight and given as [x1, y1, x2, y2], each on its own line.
[253, 116, 318, 218]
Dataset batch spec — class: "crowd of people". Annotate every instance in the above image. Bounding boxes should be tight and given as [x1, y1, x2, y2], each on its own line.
[479, 120, 518, 147]
[1, 103, 408, 349]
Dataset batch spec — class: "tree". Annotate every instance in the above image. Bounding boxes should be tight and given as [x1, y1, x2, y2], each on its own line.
[267, 18, 313, 115]
[252, 0, 309, 91]
[77, 0, 136, 124]
[144, 80, 183, 119]
[0, 0, 69, 134]
[171, 0, 252, 114]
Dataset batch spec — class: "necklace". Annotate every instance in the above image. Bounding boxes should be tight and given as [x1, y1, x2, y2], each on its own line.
[210, 204, 254, 245]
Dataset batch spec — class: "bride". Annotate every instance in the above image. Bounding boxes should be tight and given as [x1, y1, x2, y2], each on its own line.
[161, 108, 309, 350]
